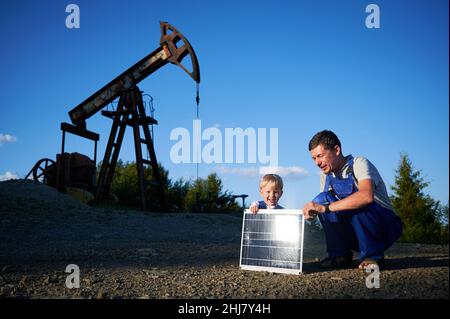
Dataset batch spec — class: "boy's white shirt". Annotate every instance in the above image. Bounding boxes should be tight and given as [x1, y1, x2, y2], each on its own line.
[250, 200, 278, 209]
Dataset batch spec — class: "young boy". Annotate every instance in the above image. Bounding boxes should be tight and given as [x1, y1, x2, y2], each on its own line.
[249, 174, 284, 213]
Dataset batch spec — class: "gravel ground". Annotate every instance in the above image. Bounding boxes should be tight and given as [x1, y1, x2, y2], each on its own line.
[0, 179, 448, 299]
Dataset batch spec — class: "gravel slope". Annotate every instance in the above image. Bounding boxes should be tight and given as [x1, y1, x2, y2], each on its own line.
[0, 180, 448, 299]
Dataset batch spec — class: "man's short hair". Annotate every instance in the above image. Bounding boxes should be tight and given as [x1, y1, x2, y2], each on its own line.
[308, 130, 341, 151]
[259, 174, 283, 191]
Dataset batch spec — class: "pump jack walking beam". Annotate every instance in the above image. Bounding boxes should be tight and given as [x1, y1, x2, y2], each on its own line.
[68, 21, 200, 128]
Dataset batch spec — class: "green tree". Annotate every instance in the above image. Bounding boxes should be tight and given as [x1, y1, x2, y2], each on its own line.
[435, 203, 449, 242]
[184, 173, 240, 213]
[166, 178, 190, 212]
[101, 160, 170, 210]
[109, 160, 139, 207]
[390, 154, 447, 244]
[435, 203, 449, 226]
[97, 161, 240, 213]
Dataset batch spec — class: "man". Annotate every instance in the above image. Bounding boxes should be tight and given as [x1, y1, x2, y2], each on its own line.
[302, 130, 403, 270]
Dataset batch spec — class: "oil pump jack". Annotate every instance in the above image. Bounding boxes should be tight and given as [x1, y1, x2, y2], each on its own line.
[27, 22, 200, 210]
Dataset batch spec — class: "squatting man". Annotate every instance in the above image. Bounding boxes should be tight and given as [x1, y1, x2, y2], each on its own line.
[302, 130, 403, 270]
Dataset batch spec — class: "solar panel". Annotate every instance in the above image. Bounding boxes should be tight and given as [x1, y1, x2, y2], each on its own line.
[239, 209, 305, 275]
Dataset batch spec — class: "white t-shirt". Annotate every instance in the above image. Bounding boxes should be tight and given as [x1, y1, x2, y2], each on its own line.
[319, 155, 394, 212]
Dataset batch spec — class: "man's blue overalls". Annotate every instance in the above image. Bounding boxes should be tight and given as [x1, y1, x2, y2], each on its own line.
[313, 157, 403, 261]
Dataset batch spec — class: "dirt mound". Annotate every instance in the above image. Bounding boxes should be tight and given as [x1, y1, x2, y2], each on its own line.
[0, 179, 91, 213]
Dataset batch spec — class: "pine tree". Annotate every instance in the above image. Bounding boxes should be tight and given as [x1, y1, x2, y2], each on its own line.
[390, 154, 445, 243]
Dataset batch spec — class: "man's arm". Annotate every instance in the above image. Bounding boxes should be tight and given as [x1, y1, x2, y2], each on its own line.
[303, 179, 374, 220]
[328, 178, 374, 211]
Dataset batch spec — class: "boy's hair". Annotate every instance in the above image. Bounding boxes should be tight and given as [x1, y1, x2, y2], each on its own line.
[308, 130, 341, 151]
[259, 174, 283, 190]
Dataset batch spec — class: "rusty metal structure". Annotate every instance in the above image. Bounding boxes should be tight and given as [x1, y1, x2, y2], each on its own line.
[232, 194, 249, 209]
[27, 22, 200, 210]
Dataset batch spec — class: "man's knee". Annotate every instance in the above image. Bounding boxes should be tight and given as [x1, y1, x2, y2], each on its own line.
[352, 204, 403, 246]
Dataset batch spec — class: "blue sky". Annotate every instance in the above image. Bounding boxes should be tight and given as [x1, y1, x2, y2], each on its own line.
[0, 0, 448, 209]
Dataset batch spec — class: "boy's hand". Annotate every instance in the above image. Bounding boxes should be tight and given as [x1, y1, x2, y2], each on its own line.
[250, 202, 260, 214]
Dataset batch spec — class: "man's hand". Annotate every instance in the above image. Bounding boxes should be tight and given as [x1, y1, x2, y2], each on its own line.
[302, 201, 326, 221]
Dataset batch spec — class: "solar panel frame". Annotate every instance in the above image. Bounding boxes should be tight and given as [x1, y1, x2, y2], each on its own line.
[239, 209, 305, 275]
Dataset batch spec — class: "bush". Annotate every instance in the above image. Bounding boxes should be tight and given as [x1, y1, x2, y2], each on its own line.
[98, 160, 241, 213]
[184, 173, 241, 213]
